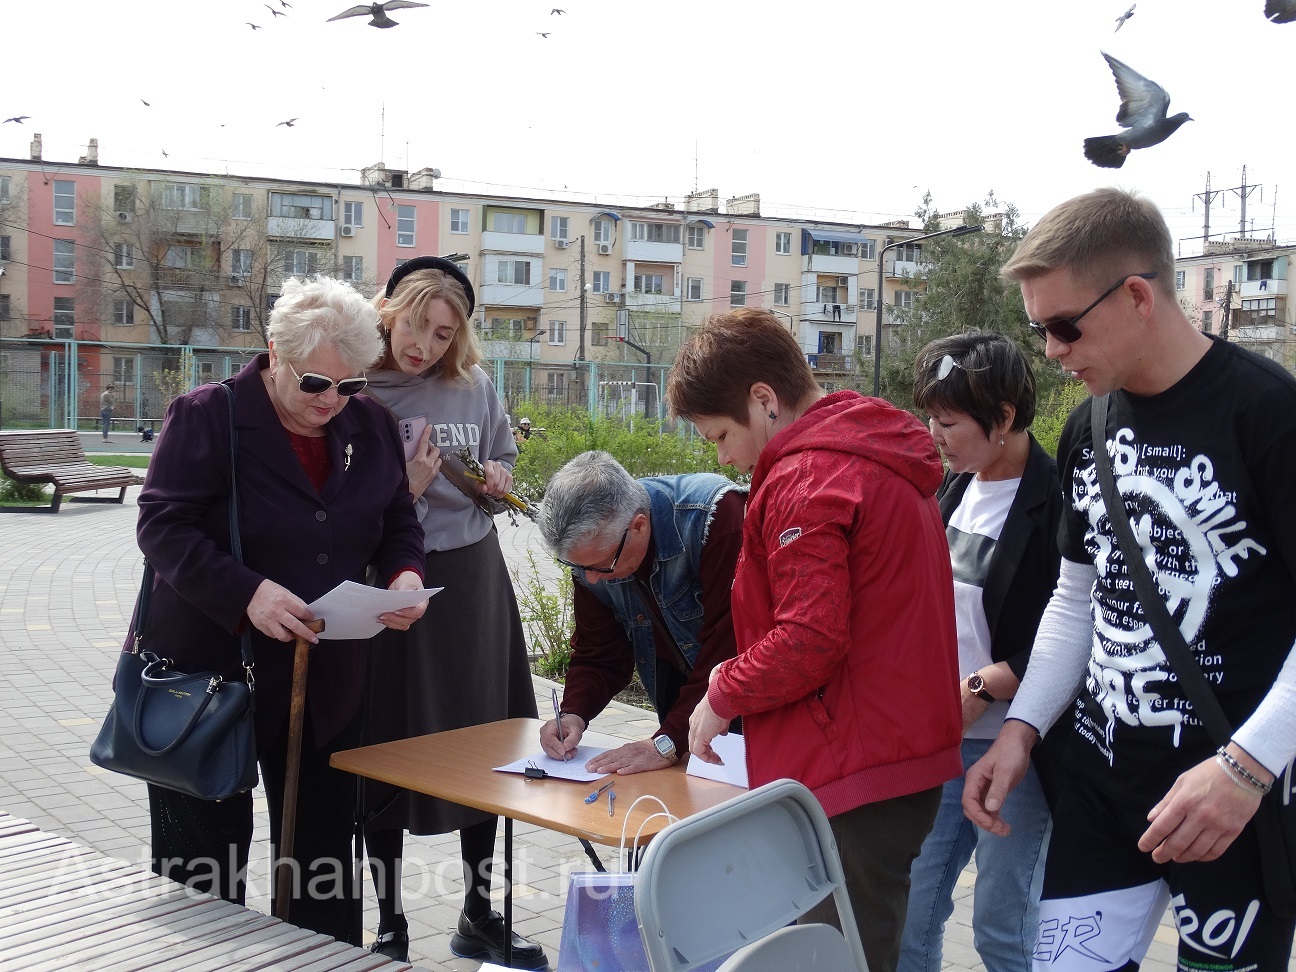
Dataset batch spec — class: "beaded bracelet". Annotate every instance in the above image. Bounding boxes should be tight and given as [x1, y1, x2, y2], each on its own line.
[1216, 747, 1273, 795]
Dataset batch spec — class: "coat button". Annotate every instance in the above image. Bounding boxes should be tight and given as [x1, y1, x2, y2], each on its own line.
[316, 553, 328, 565]
[316, 510, 327, 521]
[637, 614, 645, 621]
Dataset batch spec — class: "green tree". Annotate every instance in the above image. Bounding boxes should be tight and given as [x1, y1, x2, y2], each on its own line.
[876, 192, 1063, 413]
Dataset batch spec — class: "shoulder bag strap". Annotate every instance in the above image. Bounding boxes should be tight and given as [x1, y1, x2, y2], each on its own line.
[221, 382, 256, 682]
[1090, 393, 1233, 745]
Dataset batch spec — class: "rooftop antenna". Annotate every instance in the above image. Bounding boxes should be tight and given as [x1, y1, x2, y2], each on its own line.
[379, 102, 385, 164]
[693, 140, 698, 194]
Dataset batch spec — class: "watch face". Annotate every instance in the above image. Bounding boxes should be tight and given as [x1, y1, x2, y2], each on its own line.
[653, 736, 676, 759]
[967, 674, 985, 692]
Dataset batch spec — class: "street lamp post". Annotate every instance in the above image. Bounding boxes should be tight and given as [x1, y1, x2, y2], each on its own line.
[613, 336, 654, 420]
[528, 329, 547, 361]
[872, 224, 982, 397]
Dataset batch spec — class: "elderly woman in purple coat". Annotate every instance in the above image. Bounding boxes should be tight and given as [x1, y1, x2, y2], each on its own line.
[133, 276, 426, 943]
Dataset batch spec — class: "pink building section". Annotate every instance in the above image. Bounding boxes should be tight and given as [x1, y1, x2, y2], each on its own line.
[710, 221, 767, 309]
[27, 171, 106, 339]
[376, 198, 441, 288]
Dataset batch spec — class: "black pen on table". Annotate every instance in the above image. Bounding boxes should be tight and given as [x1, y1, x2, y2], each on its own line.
[551, 688, 570, 761]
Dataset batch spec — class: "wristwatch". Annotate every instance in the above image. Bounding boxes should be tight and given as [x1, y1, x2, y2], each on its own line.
[966, 673, 997, 704]
[652, 735, 678, 764]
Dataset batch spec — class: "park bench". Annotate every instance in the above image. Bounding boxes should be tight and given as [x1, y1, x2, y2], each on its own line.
[0, 430, 142, 513]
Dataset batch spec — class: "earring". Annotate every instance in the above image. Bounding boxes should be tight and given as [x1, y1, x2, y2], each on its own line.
[768, 411, 777, 421]
[999, 436, 1005, 447]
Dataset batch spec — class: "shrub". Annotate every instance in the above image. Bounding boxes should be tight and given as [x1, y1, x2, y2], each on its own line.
[512, 550, 575, 680]
[1032, 379, 1088, 458]
[0, 475, 48, 503]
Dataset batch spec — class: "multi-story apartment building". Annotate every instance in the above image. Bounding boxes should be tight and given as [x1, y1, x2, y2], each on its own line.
[1175, 238, 1294, 366]
[0, 135, 937, 417]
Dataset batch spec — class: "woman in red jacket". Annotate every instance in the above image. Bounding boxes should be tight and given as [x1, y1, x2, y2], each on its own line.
[666, 308, 963, 972]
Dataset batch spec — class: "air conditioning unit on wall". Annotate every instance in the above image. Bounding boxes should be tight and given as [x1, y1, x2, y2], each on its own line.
[340, 224, 355, 237]
[597, 243, 611, 255]
[117, 211, 133, 223]
[604, 293, 621, 303]
[554, 238, 568, 248]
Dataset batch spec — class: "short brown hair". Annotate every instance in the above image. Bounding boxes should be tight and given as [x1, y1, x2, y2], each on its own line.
[666, 308, 817, 422]
[1001, 188, 1175, 297]
[913, 331, 1036, 436]
[375, 268, 481, 382]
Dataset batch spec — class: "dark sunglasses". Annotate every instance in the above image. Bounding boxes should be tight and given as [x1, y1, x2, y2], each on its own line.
[1028, 272, 1157, 344]
[286, 361, 368, 396]
[557, 527, 629, 575]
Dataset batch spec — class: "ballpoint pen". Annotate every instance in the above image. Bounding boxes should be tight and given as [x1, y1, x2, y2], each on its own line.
[551, 688, 570, 761]
[585, 780, 614, 804]
[608, 788, 615, 817]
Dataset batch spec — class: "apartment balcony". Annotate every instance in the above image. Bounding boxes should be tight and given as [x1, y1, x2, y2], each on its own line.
[802, 253, 858, 275]
[480, 283, 543, 308]
[1239, 278, 1287, 299]
[885, 259, 930, 279]
[481, 230, 545, 255]
[625, 291, 682, 314]
[806, 353, 852, 373]
[480, 339, 545, 360]
[624, 240, 683, 264]
[158, 268, 207, 289]
[800, 299, 858, 324]
[267, 216, 336, 241]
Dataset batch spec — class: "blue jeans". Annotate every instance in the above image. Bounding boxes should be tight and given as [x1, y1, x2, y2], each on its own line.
[898, 737, 1052, 972]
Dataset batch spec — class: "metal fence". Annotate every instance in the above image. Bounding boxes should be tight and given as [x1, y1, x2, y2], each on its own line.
[0, 337, 677, 432]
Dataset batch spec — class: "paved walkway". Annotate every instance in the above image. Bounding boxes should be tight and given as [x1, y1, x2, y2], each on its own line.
[0, 483, 1281, 970]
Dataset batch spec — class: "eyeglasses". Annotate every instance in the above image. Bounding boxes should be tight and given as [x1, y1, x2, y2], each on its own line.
[286, 361, 368, 396]
[557, 527, 629, 575]
[1027, 272, 1158, 344]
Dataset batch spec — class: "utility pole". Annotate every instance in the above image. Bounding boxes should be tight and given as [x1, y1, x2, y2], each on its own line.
[1219, 279, 1233, 341]
[1229, 165, 1261, 237]
[1194, 172, 1223, 245]
[578, 234, 587, 363]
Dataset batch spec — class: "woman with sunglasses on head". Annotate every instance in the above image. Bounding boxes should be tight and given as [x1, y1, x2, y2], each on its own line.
[359, 257, 544, 968]
[134, 275, 427, 943]
[899, 331, 1064, 972]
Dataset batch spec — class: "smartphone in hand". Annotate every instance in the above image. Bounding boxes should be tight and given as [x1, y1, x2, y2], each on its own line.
[398, 416, 428, 461]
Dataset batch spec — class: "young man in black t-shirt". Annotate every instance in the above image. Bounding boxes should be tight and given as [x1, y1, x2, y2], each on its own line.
[963, 188, 1296, 971]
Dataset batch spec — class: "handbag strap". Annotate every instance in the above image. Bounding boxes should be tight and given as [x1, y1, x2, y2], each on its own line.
[1090, 393, 1233, 746]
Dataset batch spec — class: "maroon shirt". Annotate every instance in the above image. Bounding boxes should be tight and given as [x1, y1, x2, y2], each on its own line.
[562, 489, 744, 754]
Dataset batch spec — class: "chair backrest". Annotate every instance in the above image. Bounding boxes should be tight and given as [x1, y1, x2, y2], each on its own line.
[716, 924, 858, 972]
[634, 779, 868, 972]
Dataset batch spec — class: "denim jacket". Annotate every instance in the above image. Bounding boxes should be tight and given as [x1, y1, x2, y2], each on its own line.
[575, 474, 742, 711]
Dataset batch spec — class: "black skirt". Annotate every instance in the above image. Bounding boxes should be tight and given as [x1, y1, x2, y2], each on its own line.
[362, 528, 538, 834]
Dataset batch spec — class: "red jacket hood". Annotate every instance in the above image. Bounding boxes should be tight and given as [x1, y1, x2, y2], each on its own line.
[752, 390, 944, 498]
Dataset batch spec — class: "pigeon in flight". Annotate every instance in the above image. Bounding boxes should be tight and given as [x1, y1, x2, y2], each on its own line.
[537, 31, 550, 37]
[247, 22, 262, 29]
[276, 118, 299, 127]
[327, 1, 429, 28]
[1114, 4, 1135, 31]
[1266, 0, 1296, 22]
[140, 98, 151, 107]
[266, 4, 285, 16]
[3, 116, 30, 124]
[1083, 52, 1191, 168]
[551, 7, 566, 13]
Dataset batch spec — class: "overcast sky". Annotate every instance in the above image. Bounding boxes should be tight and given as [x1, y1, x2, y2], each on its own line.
[3, 0, 1290, 255]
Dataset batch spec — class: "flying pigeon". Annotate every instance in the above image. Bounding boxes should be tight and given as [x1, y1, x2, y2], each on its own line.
[1266, 0, 1296, 22]
[280, 0, 292, 6]
[327, 1, 429, 28]
[161, 149, 169, 158]
[3, 116, 30, 124]
[536, 31, 550, 37]
[276, 118, 299, 127]
[266, 4, 285, 15]
[140, 99, 151, 107]
[1083, 52, 1191, 168]
[1114, 4, 1135, 31]
[247, 21, 262, 29]
[551, 7, 565, 13]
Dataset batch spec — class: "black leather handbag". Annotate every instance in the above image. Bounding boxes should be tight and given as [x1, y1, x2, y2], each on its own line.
[90, 383, 258, 801]
[1091, 393, 1296, 917]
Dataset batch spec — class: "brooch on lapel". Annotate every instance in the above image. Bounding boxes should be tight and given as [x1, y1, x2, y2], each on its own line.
[344, 443, 353, 472]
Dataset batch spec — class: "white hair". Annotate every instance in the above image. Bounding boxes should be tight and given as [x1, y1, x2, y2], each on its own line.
[267, 276, 384, 373]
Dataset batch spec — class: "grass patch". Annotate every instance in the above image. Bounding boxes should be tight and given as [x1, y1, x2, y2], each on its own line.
[89, 455, 150, 468]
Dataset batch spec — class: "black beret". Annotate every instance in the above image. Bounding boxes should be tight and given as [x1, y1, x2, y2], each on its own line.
[383, 256, 475, 314]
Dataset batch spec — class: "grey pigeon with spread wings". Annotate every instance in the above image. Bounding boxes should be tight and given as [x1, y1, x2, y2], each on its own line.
[1266, 0, 1296, 23]
[327, 1, 428, 28]
[1083, 52, 1191, 168]
[1114, 4, 1135, 30]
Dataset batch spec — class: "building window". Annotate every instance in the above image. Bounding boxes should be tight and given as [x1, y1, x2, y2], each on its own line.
[548, 321, 567, 344]
[731, 229, 748, 267]
[497, 260, 531, 285]
[113, 243, 134, 269]
[165, 246, 205, 270]
[197, 361, 215, 380]
[282, 249, 319, 276]
[112, 300, 134, 326]
[857, 333, 873, 356]
[1175, 270, 1186, 290]
[343, 201, 364, 227]
[895, 290, 915, 310]
[1247, 259, 1276, 281]
[487, 318, 526, 341]
[593, 219, 612, 244]
[0, 236, 9, 262]
[859, 287, 876, 310]
[53, 296, 75, 337]
[342, 255, 363, 282]
[816, 285, 840, 304]
[161, 183, 211, 211]
[687, 225, 705, 249]
[112, 356, 136, 385]
[775, 231, 791, 255]
[53, 180, 76, 225]
[551, 216, 569, 240]
[53, 240, 75, 283]
[0, 176, 10, 204]
[547, 371, 566, 397]
[548, 268, 567, 292]
[232, 193, 253, 219]
[269, 192, 332, 220]
[1203, 267, 1214, 301]
[491, 212, 527, 234]
[0, 295, 9, 321]
[633, 273, 664, 294]
[1202, 310, 1213, 332]
[774, 283, 790, 306]
[113, 184, 136, 214]
[686, 277, 703, 301]
[861, 239, 876, 260]
[1233, 265, 1245, 285]
[893, 243, 922, 263]
[730, 281, 747, 307]
[231, 306, 253, 331]
[450, 208, 470, 234]
[629, 222, 681, 244]
[396, 205, 415, 247]
[231, 248, 253, 277]
[591, 270, 611, 294]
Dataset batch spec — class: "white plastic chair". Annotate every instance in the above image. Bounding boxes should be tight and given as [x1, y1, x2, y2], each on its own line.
[634, 778, 868, 972]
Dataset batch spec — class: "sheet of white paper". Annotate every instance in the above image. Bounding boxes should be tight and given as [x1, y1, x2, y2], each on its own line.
[306, 580, 442, 640]
[686, 733, 749, 788]
[493, 747, 608, 783]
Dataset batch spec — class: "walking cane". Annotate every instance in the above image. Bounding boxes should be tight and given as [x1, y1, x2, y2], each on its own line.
[275, 618, 326, 922]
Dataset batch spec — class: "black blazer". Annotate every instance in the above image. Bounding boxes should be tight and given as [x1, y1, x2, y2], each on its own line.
[937, 434, 1063, 681]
